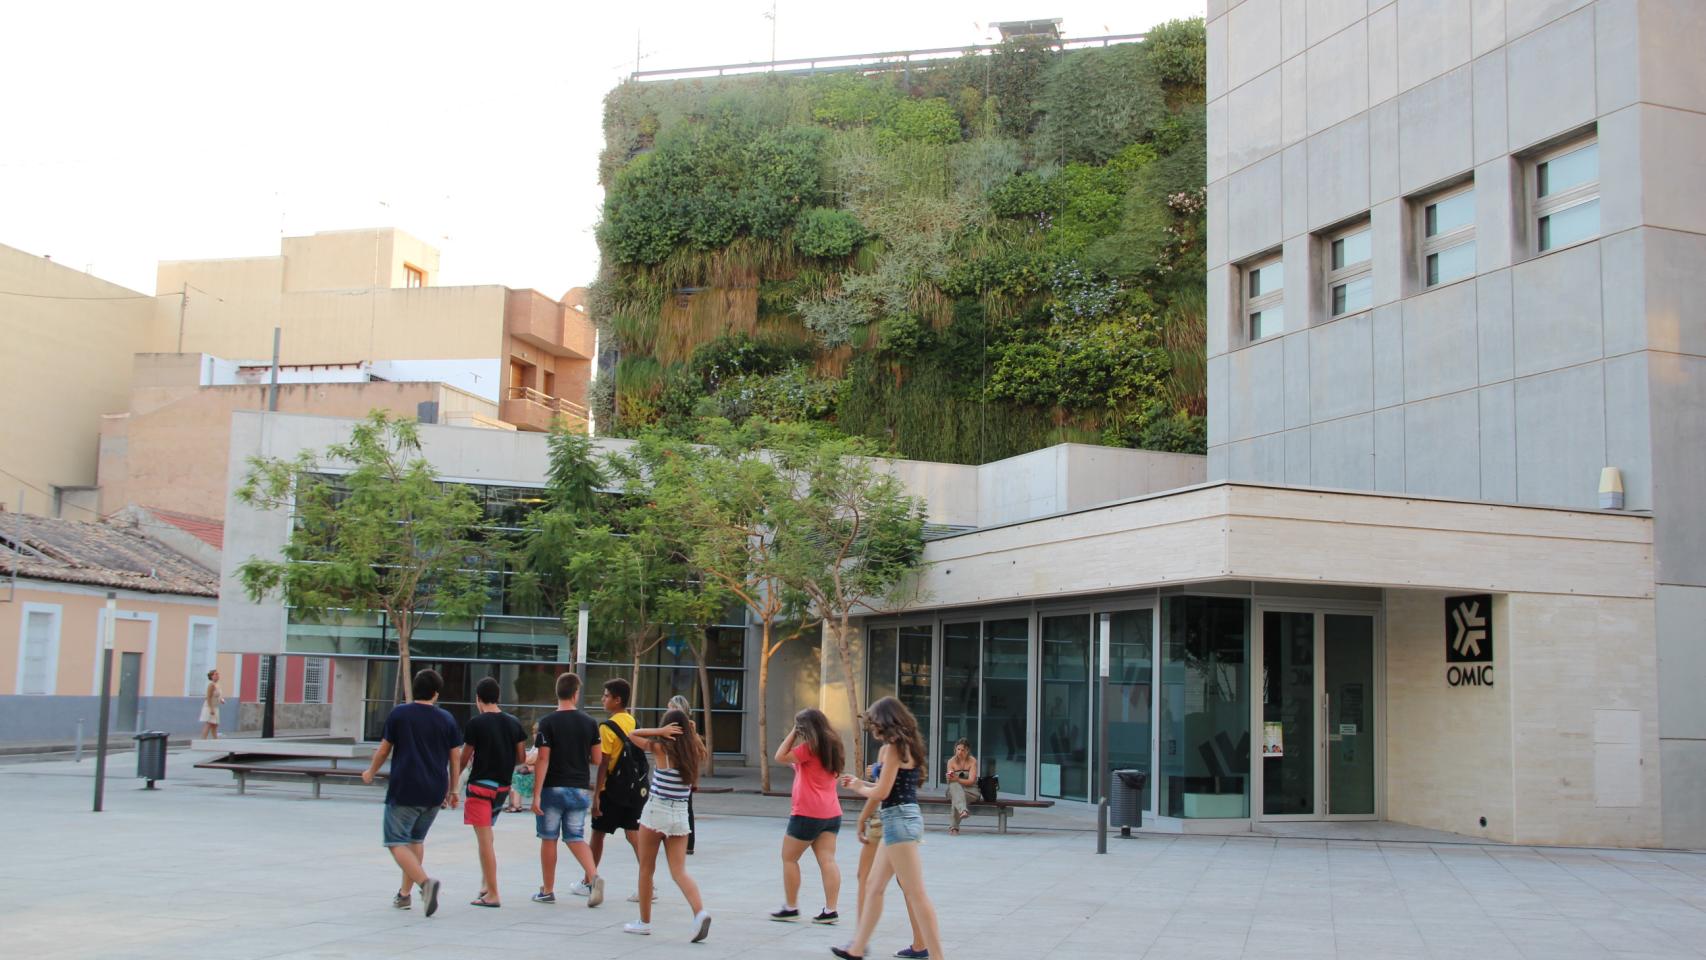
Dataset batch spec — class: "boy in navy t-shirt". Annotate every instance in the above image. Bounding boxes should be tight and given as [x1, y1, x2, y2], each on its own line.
[362, 668, 463, 917]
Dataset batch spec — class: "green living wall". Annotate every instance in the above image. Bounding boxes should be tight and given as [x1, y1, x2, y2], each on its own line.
[591, 20, 1208, 464]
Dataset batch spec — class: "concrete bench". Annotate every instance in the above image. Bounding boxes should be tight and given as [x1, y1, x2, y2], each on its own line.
[195, 761, 382, 799]
[761, 790, 1053, 833]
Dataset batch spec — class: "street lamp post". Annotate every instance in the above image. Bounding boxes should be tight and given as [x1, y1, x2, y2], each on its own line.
[1096, 612, 1111, 853]
[93, 592, 116, 812]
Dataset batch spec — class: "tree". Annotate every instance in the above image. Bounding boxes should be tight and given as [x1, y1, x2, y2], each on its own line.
[637, 423, 817, 791]
[236, 411, 490, 701]
[513, 428, 609, 658]
[772, 427, 927, 771]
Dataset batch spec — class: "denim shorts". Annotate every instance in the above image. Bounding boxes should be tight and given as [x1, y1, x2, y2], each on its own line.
[383, 803, 440, 847]
[880, 803, 925, 845]
[536, 786, 593, 843]
[785, 814, 842, 842]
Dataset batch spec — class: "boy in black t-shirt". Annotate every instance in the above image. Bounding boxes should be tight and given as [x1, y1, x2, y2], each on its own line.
[530, 672, 606, 907]
[456, 676, 527, 907]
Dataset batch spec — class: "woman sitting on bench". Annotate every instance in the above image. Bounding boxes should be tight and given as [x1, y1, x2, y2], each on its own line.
[944, 740, 978, 835]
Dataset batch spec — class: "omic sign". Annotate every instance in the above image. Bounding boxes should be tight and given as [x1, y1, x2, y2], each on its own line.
[1445, 594, 1493, 687]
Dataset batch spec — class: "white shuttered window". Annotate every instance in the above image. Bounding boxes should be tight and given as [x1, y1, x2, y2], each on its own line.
[19, 607, 60, 695]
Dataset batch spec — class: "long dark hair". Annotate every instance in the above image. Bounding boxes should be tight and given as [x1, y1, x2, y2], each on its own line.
[865, 696, 926, 769]
[658, 708, 706, 787]
[794, 707, 844, 776]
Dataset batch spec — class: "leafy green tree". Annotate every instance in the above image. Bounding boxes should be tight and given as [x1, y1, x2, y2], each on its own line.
[771, 428, 927, 770]
[638, 424, 818, 791]
[235, 412, 490, 702]
[512, 428, 609, 655]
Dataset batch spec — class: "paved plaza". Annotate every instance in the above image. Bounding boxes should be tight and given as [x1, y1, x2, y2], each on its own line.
[4, 749, 1705, 960]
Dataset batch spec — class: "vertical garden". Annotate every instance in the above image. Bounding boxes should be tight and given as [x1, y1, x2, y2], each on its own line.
[591, 19, 1207, 464]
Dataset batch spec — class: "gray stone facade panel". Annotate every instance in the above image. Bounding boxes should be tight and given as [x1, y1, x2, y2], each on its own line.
[1401, 279, 1479, 400]
[1514, 362, 1606, 509]
[1398, 64, 1475, 194]
[1511, 242, 1604, 377]
[1310, 312, 1376, 421]
[1402, 390, 1482, 498]
[1506, 7, 1598, 150]
[1310, 413, 1376, 490]
[1478, 382, 1518, 501]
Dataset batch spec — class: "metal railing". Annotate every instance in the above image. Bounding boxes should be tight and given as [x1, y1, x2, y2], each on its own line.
[632, 32, 1148, 82]
[506, 386, 590, 422]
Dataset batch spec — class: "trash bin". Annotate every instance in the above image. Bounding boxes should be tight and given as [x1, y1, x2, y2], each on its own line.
[1109, 769, 1146, 836]
[134, 731, 168, 788]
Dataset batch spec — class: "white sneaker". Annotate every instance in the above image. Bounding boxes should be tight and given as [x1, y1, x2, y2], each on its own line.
[567, 880, 592, 898]
[627, 891, 660, 903]
[624, 921, 652, 936]
[692, 910, 712, 943]
[588, 875, 605, 908]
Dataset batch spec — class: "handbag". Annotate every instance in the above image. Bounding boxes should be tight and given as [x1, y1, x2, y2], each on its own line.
[976, 774, 999, 802]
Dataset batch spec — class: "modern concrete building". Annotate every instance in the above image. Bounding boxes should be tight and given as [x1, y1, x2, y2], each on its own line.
[205, 3, 1704, 850]
[1203, 0, 1705, 848]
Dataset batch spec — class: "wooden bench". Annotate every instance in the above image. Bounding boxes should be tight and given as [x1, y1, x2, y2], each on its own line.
[761, 790, 1053, 833]
[195, 761, 382, 799]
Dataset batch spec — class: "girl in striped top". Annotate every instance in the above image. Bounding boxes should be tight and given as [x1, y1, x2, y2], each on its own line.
[626, 707, 711, 942]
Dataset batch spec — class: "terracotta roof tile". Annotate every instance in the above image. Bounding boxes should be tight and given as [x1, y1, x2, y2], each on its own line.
[144, 506, 225, 550]
[0, 512, 217, 597]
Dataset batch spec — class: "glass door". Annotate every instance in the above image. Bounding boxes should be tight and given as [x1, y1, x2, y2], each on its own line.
[1040, 614, 1092, 801]
[1325, 614, 1376, 817]
[1255, 609, 1378, 820]
[1261, 611, 1316, 817]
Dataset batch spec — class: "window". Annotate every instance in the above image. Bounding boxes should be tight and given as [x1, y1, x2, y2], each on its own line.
[404, 264, 425, 288]
[1420, 184, 1476, 287]
[258, 655, 275, 701]
[184, 620, 217, 695]
[1326, 224, 1373, 317]
[303, 657, 328, 704]
[1244, 258, 1284, 342]
[1533, 139, 1598, 253]
[16, 605, 60, 695]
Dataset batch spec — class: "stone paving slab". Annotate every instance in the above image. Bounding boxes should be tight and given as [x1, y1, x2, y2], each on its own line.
[4, 750, 1705, 960]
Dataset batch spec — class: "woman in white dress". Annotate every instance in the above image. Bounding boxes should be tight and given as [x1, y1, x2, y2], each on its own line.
[199, 669, 225, 739]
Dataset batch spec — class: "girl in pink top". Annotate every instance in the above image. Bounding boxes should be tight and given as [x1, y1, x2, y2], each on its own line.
[770, 708, 845, 924]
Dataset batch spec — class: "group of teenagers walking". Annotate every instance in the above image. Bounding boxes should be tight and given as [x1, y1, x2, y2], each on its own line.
[363, 666, 948, 958]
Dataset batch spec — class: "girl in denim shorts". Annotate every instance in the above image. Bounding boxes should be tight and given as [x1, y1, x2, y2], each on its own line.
[832, 697, 945, 960]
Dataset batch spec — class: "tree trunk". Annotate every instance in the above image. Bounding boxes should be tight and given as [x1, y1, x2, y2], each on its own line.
[696, 654, 716, 777]
[758, 620, 772, 793]
[831, 613, 864, 772]
[396, 622, 412, 706]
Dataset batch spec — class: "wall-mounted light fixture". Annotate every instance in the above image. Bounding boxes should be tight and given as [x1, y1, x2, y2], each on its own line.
[1599, 466, 1624, 510]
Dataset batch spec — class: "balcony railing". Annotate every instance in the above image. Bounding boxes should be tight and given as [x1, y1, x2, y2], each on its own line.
[502, 386, 589, 431]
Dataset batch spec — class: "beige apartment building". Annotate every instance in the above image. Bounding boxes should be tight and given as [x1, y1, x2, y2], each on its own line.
[0, 227, 595, 517]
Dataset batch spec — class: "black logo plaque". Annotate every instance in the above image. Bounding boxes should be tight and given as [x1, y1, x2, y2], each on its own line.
[1445, 594, 1493, 664]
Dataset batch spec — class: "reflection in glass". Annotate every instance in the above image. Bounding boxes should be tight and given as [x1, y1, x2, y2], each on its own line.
[1101, 609, 1154, 809]
[1160, 597, 1250, 818]
[940, 622, 980, 775]
[982, 618, 1029, 796]
[1040, 615, 1091, 801]
[1331, 275, 1373, 316]
[866, 626, 898, 763]
[1326, 615, 1376, 815]
[898, 625, 933, 781]
[1262, 612, 1316, 816]
[1539, 198, 1599, 251]
[1427, 242, 1476, 287]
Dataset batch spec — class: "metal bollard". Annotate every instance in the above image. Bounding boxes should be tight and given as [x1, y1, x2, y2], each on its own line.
[75, 718, 85, 763]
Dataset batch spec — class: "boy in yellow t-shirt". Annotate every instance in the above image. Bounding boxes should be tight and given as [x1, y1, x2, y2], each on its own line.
[587, 678, 641, 882]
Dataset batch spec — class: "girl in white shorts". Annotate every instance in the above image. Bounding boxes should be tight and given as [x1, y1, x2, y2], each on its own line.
[625, 707, 711, 942]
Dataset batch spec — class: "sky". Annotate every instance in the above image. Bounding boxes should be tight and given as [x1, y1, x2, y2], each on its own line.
[0, 0, 1204, 298]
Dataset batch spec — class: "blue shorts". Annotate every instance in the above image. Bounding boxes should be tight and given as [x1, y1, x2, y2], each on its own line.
[536, 786, 592, 843]
[880, 803, 925, 845]
[383, 803, 440, 847]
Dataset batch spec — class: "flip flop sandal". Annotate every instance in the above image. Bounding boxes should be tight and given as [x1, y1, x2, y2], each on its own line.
[470, 896, 501, 908]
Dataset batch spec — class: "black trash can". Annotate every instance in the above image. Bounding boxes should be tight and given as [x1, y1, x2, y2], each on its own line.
[1109, 769, 1146, 836]
[133, 731, 168, 788]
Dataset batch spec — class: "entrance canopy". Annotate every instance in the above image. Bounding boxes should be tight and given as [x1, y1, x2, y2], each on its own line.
[902, 482, 1652, 611]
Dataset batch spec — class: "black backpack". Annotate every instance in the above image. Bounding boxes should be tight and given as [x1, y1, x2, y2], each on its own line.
[601, 720, 650, 810]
